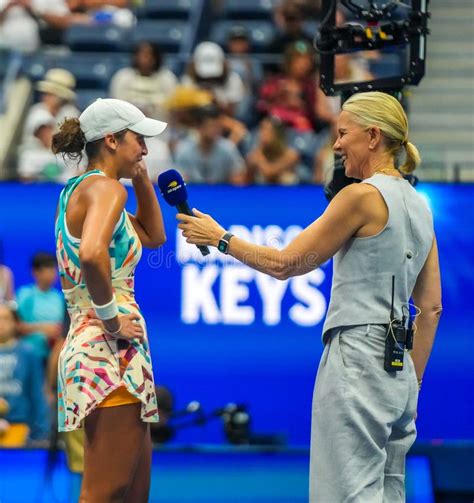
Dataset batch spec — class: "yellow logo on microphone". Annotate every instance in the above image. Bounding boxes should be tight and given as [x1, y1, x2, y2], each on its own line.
[167, 179, 182, 193]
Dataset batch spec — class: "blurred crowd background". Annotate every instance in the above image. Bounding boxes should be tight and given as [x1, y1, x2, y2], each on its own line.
[0, 0, 471, 188]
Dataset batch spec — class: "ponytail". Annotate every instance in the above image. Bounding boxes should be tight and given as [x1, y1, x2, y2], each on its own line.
[399, 140, 421, 175]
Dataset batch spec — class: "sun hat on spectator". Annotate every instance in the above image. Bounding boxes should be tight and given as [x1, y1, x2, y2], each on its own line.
[193, 42, 225, 78]
[166, 86, 213, 111]
[79, 98, 167, 143]
[36, 69, 77, 101]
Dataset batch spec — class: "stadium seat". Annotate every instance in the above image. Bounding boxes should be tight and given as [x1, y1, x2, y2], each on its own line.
[0, 50, 18, 112]
[24, 53, 115, 90]
[248, 53, 282, 74]
[76, 88, 107, 111]
[132, 20, 190, 53]
[210, 20, 277, 52]
[136, 0, 194, 19]
[0, 50, 11, 81]
[219, 0, 276, 20]
[104, 52, 132, 73]
[64, 25, 131, 52]
[163, 56, 185, 77]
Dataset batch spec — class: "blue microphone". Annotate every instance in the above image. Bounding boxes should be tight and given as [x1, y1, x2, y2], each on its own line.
[158, 169, 210, 256]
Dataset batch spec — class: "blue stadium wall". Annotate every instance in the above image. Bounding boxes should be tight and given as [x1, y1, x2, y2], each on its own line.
[1, 182, 472, 444]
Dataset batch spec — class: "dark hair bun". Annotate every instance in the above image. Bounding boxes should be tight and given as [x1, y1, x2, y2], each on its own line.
[52, 118, 85, 160]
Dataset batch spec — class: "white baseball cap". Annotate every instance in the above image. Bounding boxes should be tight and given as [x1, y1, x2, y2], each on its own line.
[79, 98, 167, 143]
[193, 42, 225, 78]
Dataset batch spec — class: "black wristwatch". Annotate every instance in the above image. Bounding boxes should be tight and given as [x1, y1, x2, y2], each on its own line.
[218, 231, 234, 254]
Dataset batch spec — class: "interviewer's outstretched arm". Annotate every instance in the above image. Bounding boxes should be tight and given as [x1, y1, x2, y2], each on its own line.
[177, 183, 373, 280]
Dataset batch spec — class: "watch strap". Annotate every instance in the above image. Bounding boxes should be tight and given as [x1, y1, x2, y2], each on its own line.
[218, 231, 234, 254]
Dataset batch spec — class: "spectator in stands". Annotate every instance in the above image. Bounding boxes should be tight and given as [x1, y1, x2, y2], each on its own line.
[0, 241, 14, 303]
[290, 0, 322, 19]
[23, 68, 79, 145]
[110, 41, 178, 124]
[218, 111, 249, 150]
[258, 40, 335, 132]
[246, 115, 301, 184]
[16, 252, 64, 365]
[226, 25, 264, 126]
[0, 302, 50, 447]
[36, 0, 90, 45]
[226, 25, 260, 83]
[0, 0, 93, 52]
[70, 0, 137, 8]
[0, 0, 133, 52]
[0, 0, 42, 52]
[17, 109, 72, 182]
[165, 85, 214, 156]
[166, 86, 249, 154]
[270, 0, 314, 53]
[182, 41, 246, 118]
[174, 104, 246, 184]
[37, 0, 136, 44]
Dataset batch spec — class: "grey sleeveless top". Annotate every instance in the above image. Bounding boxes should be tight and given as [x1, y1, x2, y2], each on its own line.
[322, 174, 434, 341]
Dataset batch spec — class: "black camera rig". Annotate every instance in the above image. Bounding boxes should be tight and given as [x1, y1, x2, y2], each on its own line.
[315, 0, 430, 96]
[314, 1, 431, 199]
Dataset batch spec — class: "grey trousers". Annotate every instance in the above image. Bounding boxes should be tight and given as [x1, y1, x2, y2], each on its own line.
[309, 324, 418, 503]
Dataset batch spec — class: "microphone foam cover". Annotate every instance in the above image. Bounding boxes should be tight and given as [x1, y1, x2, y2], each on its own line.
[158, 169, 188, 207]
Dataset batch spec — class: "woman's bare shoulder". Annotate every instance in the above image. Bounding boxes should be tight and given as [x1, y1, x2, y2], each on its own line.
[77, 174, 127, 201]
[333, 181, 378, 205]
[67, 175, 128, 215]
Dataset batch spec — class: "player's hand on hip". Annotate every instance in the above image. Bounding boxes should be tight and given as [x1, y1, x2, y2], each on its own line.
[88, 310, 144, 341]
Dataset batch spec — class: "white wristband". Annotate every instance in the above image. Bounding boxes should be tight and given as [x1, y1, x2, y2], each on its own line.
[91, 296, 119, 321]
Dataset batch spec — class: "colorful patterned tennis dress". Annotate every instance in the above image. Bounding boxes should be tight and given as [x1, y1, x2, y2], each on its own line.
[55, 170, 159, 432]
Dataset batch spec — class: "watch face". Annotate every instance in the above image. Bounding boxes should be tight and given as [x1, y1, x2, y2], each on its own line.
[218, 241, 226, 252]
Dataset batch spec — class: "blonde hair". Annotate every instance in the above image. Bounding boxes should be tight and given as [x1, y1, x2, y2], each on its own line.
[342, 91, 420, 174]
